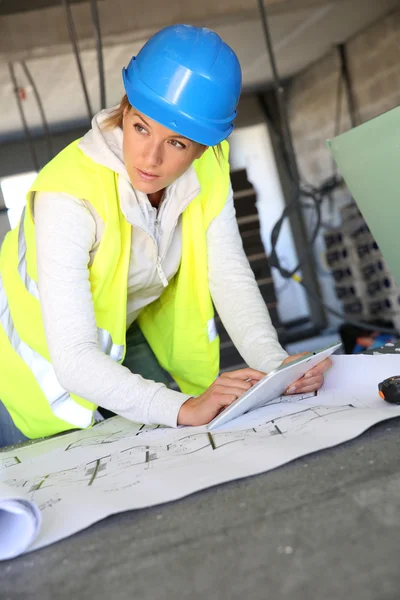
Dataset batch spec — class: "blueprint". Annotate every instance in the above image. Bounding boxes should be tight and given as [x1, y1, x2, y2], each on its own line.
[1, 354, 400, 559]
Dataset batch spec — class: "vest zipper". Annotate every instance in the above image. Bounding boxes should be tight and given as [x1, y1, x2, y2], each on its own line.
[131, 223, 169, 288]
[154, 217, 161, 245]
[156, 256, 169, 287]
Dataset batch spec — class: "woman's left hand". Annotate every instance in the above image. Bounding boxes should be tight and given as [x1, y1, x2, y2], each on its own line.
[280, 352, 332, 395]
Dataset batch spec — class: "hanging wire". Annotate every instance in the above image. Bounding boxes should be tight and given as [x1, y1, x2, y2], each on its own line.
[330, 58, 344, 177]
[61, 0, 93, 125]
[257, 0, 299, 184]
[8, 61, 40, 172]
[334, 64, 344, 138]
[90, 0, 106, 109]
[257, 0, 323, 280]
[338, 43, 359, 128]
[20, 60, 54, 162]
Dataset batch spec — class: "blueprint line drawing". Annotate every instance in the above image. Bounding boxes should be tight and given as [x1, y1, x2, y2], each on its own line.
[3, 352, 400, 558]
[64, 423, 161, 451]
[262, 404, 355, 436]
[0, 456, 21, 471]
[3, 403, 358, 503]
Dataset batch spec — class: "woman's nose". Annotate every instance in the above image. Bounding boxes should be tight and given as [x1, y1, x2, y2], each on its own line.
[143, 142, 163, 167]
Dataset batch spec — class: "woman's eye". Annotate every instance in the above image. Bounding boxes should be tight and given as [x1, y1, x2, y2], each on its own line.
[170, 140, 186, 149]
[134, 124, 147, 134]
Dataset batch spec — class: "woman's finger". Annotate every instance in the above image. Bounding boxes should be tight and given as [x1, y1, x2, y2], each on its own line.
[285, 375, 324, 394]
[222, 368, 265, 381]
[213, 379, 253, 394]
[213, 382, 255, 397]
[304, 357, 332, 378]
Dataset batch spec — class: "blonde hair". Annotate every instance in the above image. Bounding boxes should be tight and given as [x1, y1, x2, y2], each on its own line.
[102, 94, 224, 162]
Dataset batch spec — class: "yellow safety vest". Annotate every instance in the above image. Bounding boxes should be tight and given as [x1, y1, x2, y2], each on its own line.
[0, 139, 230, 439]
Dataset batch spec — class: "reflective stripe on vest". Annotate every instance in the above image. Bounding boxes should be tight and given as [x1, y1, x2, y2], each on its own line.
[97, 327, 124, 362]
[0, 273, 92, 428]
[19, 207, 124, 361]
[18, 209, 40, 300]
[0, 211, 125, 429]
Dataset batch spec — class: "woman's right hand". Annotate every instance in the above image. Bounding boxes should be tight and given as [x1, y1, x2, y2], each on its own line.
[177, 367, 265, 426]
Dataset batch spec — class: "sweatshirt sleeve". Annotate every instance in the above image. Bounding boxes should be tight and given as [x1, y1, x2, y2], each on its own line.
[206, 184, 288, 374]
[34, 191, 190, 427]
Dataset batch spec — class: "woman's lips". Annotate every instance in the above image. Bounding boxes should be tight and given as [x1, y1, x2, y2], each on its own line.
[136, 168, 160, 181]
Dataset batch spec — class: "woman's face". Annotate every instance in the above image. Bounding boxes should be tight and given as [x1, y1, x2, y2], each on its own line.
[122, 107, 206, 195]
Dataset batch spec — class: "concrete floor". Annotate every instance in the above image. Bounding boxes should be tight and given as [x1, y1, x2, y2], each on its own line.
[2, 416, 400, 600]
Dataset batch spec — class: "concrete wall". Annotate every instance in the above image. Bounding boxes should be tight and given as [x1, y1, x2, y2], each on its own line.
[289, 7, 400, 185]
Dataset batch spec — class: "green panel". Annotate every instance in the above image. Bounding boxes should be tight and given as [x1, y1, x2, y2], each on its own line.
[327, 106, 400, 284]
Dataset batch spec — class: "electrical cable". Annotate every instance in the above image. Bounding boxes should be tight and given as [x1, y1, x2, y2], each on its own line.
[256, 2, 400, 336]
[334, 58, 344, 138]
[61, 0, 93, 125]
[330, 57, 343, 176]
[8, 61, 40, 172]
[268, 186, 322, 279]
[90, 0, 106, 110]
[20, 60, 54, 162]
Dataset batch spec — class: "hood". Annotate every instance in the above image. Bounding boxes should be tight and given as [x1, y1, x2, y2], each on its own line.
[78, 107, 129, 179]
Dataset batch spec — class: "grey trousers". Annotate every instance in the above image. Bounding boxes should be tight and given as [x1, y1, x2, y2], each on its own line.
[0, 399, 29, 449]
[0, 322, 170, 450]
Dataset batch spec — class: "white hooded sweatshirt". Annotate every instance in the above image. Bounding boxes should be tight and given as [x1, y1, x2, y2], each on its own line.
[33, 109, 288, 427]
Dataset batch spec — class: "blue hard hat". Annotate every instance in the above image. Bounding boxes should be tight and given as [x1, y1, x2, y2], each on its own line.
[122, 24, 242, 146]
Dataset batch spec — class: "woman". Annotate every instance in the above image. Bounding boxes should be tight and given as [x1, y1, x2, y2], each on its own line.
[0, 24, 330, 448]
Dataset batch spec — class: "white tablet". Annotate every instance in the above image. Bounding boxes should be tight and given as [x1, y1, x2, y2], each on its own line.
[207, 341, 342, 430]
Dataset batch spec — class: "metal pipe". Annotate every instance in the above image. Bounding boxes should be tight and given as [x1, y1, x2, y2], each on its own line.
[20, 60, 54, 161]
[61, 0, 93, 125]
[8, 61, 40, 172]
[90, 0, 106, 110]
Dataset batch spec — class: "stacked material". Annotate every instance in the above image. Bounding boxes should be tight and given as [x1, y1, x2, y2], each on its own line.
[324, 202, 400, 327]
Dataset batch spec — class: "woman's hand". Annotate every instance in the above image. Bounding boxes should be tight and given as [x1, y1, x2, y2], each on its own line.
[177, 368, 265, 426]
[281, 352, 332, 395]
